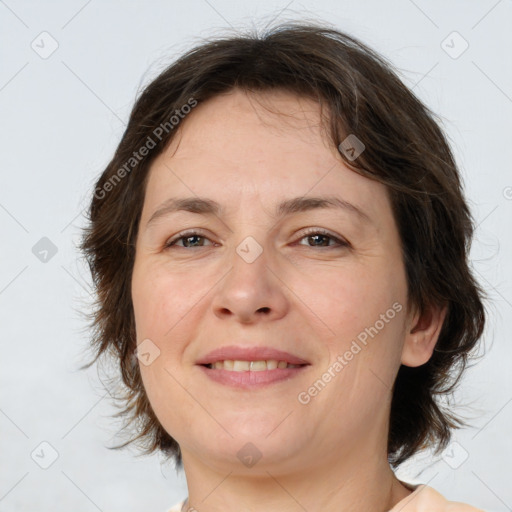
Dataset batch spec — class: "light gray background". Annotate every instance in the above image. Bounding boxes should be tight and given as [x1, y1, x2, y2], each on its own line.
[1, 1, 511, 511]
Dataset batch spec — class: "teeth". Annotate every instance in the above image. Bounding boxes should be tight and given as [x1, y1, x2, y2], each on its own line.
[206, 360, 302, 371]
[266, 359, 278, 370]
[234, 360, 250, 371]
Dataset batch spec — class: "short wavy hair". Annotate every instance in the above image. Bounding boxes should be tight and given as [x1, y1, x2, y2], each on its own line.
[79, 21, 487, 470]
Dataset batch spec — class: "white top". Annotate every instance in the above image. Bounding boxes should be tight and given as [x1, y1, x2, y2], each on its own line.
[166, 482, 485, 511]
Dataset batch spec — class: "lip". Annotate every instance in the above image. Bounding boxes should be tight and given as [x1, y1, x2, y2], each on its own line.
[195, 345, 310, 365]
[198, 364, 309, 389]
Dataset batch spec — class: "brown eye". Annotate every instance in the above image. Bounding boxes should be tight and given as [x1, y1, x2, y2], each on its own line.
[296, 228, 349, 249]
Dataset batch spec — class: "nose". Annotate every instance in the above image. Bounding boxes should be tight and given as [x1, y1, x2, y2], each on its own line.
[210, 240, 290, 324]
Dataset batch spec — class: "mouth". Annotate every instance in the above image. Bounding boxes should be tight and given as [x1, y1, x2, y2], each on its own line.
[197, 362, 309, 388]
[201, 360, 306, 371]
[195, 345, 310, 367]
[195, 345, 311, 388]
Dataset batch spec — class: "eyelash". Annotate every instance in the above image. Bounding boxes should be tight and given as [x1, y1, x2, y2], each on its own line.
[164, 228, 349, 250]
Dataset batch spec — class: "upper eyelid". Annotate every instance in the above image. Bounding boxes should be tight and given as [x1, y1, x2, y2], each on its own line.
[295, 228, 348, 247]
[165, 228, 348, 247]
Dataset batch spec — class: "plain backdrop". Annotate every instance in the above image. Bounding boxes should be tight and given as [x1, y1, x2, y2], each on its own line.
[1, 1, 511, 511]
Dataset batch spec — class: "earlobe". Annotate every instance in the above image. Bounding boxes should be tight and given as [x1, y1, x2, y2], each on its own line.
[401, 303, 448, 367]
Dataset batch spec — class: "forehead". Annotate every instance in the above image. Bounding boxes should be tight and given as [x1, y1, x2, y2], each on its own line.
[141, 89, 391, 227]
[164, 89, 333, 161]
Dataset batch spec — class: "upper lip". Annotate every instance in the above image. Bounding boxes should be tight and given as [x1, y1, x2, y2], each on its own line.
[196, 345, 310, 365]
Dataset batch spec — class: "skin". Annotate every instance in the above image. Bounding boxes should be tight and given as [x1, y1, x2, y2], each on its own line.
[131, 88, 447, 512]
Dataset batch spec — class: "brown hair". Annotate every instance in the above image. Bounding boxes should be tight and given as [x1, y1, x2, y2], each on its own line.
[79, 21, 487, 469]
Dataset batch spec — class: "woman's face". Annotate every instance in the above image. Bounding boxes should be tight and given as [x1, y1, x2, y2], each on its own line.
[131, 89, 413, 474]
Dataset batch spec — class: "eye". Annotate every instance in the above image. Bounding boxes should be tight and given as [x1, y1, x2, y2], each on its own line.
[164, 230, 215, 249]
[164, 228, 349, 250]
[295, 228, 349, 249]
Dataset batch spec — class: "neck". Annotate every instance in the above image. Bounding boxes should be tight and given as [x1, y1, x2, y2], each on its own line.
[179, 444, 412, 512]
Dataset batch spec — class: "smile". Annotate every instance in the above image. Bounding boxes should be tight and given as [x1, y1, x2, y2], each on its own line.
[203, 360, 304, 371]
[198, 361, 309, 389]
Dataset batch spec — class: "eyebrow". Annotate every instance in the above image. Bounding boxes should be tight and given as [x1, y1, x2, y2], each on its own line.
[145, 195, 372, 229]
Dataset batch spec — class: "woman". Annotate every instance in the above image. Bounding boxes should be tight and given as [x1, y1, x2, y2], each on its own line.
[80, 21, 487, 512]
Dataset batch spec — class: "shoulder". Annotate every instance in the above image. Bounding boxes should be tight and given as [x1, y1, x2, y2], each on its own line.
[390, 484, 484, 512]
[166, 499, 185, 512]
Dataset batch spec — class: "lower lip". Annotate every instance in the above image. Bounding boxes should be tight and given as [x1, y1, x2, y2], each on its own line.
[197, 365, 309, 389]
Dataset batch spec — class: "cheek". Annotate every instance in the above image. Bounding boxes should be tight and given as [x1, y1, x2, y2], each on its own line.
[302, 261, 406, 362]
[131, 264, 204, 431]
[304, 266, 406, 419]
[131, 261, 209, 339]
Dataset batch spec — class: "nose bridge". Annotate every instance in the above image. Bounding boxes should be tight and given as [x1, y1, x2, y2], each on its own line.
[228, 233, 272, 296]
[235, 234, 266, 266]
[211, 232, 288, 322]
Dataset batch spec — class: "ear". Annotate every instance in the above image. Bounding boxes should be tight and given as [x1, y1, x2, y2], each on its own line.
[401, 302, 448, 367]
